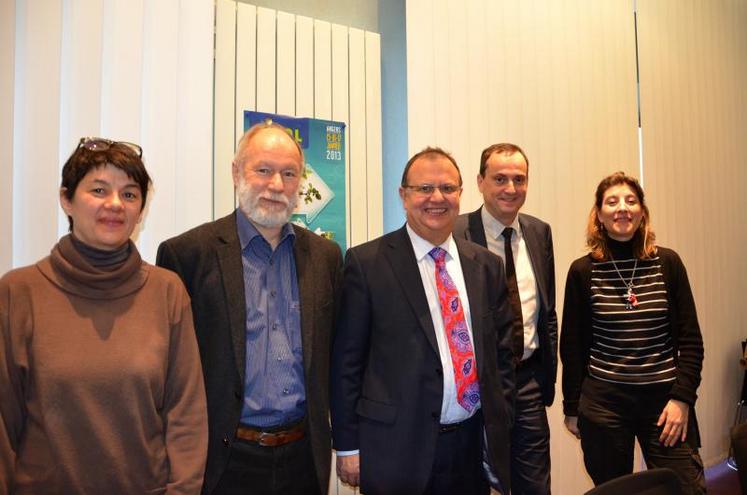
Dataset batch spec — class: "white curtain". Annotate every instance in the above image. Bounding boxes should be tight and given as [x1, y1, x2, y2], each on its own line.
[2, 0, 214, 269]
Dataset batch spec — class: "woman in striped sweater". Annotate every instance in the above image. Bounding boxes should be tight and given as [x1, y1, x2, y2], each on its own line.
[560, 172, 705, 494]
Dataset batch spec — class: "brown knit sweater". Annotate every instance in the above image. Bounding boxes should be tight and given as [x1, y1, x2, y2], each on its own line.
[0, 236, 207, 494]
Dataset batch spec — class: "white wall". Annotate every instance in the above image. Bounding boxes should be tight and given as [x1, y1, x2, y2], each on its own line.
[407, 1, 640, 490]
[637, 0, 747, 466]
[407, 0, 747, 493]
[0, 0, 15, 274]
[2, 0, 214, 269]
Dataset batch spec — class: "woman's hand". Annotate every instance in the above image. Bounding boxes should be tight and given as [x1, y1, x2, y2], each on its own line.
[564, 415, 581, 439]
[657, 399, 689, 446]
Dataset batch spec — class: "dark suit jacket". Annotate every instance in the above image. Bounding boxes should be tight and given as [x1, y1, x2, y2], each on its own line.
[330, 226, 515, 495]
[453, 207, 558, 406]
[156, 212, 342, 495]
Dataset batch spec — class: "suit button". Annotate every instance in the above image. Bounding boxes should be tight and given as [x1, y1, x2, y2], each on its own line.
[222, 436, 230, 446]
[234, 390, 242, 400]
[435, 368, 443, 376]
[431, 412, 439, 420]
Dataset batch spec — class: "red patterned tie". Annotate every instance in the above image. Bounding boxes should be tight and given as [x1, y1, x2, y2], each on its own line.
[429, 247, 480, 412]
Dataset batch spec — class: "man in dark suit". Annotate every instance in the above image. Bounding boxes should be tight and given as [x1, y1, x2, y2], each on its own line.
[453, 143, 557, 494]
[331, 147, 515, 495]
[157, 122, 342, 495]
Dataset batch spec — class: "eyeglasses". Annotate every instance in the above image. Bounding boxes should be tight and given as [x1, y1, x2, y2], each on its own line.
[402, 184, 461, 196]
[77, 137, 143, 158]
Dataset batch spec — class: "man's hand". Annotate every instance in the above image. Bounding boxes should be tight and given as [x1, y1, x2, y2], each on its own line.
[336, 453, 360, 487]
[657, 399, 689, 447]
[564, 415, 580, 439]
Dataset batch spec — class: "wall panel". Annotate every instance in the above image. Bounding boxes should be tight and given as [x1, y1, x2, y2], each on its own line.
[331, 24, 351, 242]
[0, 0, 14, 273]
[139, 0, 180, 261]
[295, 16, 314, 118]
[276, 12, 296, 116]
[637, 0, 747, 466]
[12, 0, 63, 267]
[314, 20, 332, 120]
[236, 3, 257, 140]
[175, 0, 215, 234]
[348, 28, 368, 246]
[100, 0, 144, 142]
[214, 0, 238, 219]
[364, 32, 383, 238]
[256, 7, 277, 113]
[58, 0, 104, 238]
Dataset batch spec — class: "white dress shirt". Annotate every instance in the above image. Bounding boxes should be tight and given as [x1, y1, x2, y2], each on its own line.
[406, 224, 478, 424]
[481, 208, 539, 360]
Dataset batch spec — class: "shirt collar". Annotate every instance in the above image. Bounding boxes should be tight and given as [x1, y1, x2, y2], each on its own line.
[236, 208, 296, 250]
[481, 206, 522, 241]
[405, 223, 459, 262]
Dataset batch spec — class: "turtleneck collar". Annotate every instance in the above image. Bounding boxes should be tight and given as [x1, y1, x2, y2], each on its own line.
[70, 234, 131, 268]
[606, 235, 635, 260]
[36, 234, 148, 299]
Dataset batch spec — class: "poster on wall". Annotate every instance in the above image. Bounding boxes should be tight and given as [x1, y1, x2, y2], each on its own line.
[244, 111, 347, 252]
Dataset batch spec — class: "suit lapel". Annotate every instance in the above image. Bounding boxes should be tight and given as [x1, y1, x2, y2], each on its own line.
[456, 239, 486, 383]
[518, 215, 547, 310]
[215, 214, 248, 382]
[293, 228, 314, 376]
[468, 207, 488, 248]
[385, 227, 440, 354]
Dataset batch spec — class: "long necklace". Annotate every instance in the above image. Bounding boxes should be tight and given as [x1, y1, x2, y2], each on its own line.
[610, 257, 639, 309]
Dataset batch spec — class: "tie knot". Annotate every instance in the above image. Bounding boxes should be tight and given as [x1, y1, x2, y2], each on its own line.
[501, 227, 514, 241]
[428, 247, 447, 263]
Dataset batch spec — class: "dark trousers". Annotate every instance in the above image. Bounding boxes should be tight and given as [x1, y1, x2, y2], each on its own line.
[212, 434, 320, 495]
[424, 410, 490, 495]
[578, 377, 705, 495]
[510, 355, 551, 495]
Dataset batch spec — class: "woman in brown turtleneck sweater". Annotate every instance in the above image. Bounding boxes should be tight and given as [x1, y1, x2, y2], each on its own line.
[0, 138, 207, 494]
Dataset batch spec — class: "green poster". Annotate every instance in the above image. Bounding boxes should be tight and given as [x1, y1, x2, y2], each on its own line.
[245, 111, 347, 252]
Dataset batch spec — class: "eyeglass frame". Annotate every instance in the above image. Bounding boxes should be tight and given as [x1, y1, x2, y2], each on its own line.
[77, 137, 143, 158]
[401, 183, 462, 196]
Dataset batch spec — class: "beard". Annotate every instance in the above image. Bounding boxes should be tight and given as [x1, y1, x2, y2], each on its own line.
[237, 175, 298, 228]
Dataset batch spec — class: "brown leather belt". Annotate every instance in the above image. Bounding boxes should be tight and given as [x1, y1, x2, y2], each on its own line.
[235, 421, 305, 447]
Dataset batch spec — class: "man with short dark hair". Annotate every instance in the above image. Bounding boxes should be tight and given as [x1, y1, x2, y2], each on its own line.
[454, 143, 557, 494]
[331, 147, 515, 495]
[157, 122, 342, 495]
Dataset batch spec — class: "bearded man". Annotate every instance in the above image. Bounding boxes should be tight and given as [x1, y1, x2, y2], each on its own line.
[157, 122, 343, 495]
